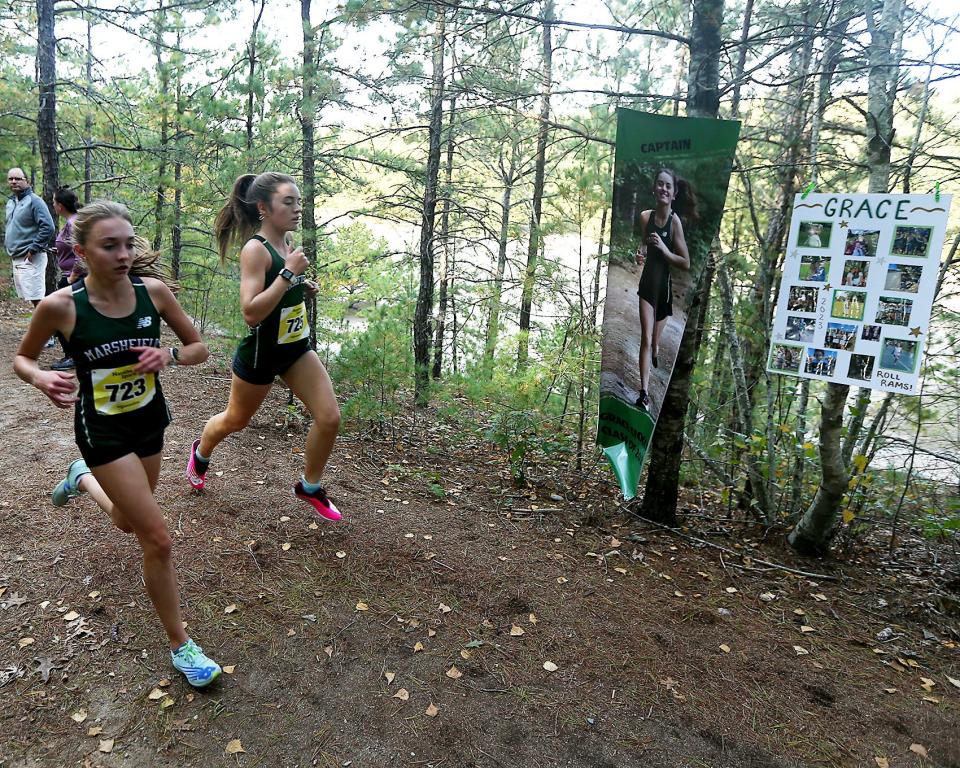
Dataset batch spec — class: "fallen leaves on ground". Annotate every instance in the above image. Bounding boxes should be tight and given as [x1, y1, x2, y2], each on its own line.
[225, 739, 245, 754]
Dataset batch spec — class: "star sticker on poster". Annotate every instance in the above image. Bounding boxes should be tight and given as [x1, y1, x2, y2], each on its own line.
[876, 255, 887, 266]
[838, 220, 849, 229]
[788, 249, 799, 260]
[774, 332, 784, 341]
[909, 326, 923, 337]
[823, 283, 832, 291]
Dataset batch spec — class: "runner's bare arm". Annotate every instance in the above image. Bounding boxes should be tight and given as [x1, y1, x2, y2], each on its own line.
[14, 292, 78, 408]
[135, 278, 208, 373]
[664, 216, 691, 271]
[239, 239, 307, 327]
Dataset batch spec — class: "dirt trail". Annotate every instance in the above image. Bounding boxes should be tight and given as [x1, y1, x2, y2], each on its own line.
[0, 298, 957, 768]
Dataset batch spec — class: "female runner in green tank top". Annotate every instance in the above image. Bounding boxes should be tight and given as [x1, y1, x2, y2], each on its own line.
[14, 201, 222, 687]
[634, 168, 697, 411]
[185, 172, 341, 521]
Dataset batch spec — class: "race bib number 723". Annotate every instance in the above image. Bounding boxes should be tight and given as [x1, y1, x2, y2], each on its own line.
[91, 364, 156, 415]
[278, 302, 309, 345]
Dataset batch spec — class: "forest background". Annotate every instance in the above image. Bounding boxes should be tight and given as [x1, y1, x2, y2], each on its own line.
[2, 0, 960, 558]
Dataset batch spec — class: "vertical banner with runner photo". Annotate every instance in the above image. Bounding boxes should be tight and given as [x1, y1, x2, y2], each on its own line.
[767, 192, 952, 394]
[598, 108, 740, 499]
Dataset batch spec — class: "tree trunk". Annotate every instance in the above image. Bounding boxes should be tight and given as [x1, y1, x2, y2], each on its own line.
[152, 0, 169, 252]
[36, 0, 59, 294]
[413, 9, 446, 406]
[516, 0, 553, 371]
[637, 0, 723, 525]
[432, 94, 456, 379]
[245, 0, 266, 172]
[83, 16, 93, 204]
[171, 26, 183, 281]
[482, 133, 519, 378]
[789, 0, 902, 555]
[300, 0, 318, 344]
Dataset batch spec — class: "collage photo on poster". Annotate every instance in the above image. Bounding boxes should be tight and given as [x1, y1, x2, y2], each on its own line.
[767, 193, 951, 395]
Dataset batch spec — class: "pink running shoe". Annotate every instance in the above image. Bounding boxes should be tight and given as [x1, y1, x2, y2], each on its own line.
[186, 438, 206, 491]
[294, 482, 342, 522]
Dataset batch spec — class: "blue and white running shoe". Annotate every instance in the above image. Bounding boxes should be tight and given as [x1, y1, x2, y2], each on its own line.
[52, 459, 91, 507]
[171, 639, 222, 688]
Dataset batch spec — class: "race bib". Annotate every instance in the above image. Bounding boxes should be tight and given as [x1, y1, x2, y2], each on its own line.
[91, 364, 156, 415]
[278, 302, 308, 344]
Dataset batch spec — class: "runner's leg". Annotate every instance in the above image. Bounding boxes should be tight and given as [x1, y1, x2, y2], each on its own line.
[197, 373, 273, 459]
[637, 298, 655, 395]
[89, 453, 187, 648]
[281, 351, 340, 485]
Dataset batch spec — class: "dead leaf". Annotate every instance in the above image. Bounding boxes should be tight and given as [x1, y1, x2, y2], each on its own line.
[158, 679, 171, 687]
[224, 604, 237, 614]
[225, 739, 245, 754]
[811, 593, 828, 602]
[384, 671, 396, 684]
[614, 567, 628, 575]
[99, 739, 114, 754]
[446, 666, 463, 679]
[793, 608, 806, 616]
[324, 646, 333, 658]
[336, 551, 347, 559]
[674, 590, 685, 598]
[63, 611, 80, 621]
[510, 625, 525, 636]
[460, 650, 472, 660]
[71, 709, 88, 723]
[393, 688, 409, 701]
[427, 628, 436, 638]
[909, 743, 928, 758]
[725, 587, 738, 594]
[883, 687, 897, 694]
[947, 675, 960, 689]
[543, 661, 558, 672]
[719, 644, 731, 653]
[556, 577, 568, 584]
[800, 625, 815, 633]
[610, 537, 622, 547]
[920, 677, 936, 692]
[161, 696, 175, 709]
[286, 628, 296, 636]
[793, 645, 809, 656]
[921, 695, 941, 704]
[35, 657, 55, 682]
[355, 601, 369, 611]
[425, 703, 439, 717]
[281, 543, 291, 551]
[87, 726, 102, 737]
[148, 688, 165, 701]
[223, 665, 236, 674]
[874, 758, 889, 768]
[529, 613, 538, 624]
[413, 642, 424, 653]
[88, 591, 100, 599]
[759, 592, 777, 602]
[438, 603, 452, 613]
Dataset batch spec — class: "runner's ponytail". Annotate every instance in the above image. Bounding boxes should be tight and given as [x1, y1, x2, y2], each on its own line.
[214, 171, 297, 263]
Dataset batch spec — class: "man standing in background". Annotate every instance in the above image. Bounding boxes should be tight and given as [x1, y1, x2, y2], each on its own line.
[5, 167, 54, 309]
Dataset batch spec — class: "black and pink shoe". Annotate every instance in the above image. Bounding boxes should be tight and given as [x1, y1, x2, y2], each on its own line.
[294, 482, 342, 522]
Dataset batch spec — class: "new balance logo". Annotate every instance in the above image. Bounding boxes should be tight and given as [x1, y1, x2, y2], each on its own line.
[136, 316, 153, 329]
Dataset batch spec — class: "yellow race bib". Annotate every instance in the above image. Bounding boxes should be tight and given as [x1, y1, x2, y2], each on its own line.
[91, 364, 156, 415]
[278, 302, 308, 345]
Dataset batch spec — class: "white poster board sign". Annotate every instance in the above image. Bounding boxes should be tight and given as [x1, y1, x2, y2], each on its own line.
[768, 193, 952, 395]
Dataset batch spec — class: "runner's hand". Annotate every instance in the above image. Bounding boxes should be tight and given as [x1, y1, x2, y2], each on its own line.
[34, 370, 77, 408]
[23, 252, 33, 264]
[131, 345, 171, 373]
[635, 244, 645, 266]
[646, 232, 667, 254]
[284, 246, 308, 276]
[303, 279, 319, 298]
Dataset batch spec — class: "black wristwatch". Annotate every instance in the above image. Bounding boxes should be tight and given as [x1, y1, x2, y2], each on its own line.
[169, 347, 180, 366]
[279, 268, 296, 283]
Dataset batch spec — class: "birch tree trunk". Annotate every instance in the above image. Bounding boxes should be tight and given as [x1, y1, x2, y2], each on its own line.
[516, 0, 553, 370]
[152, 1, 169, 252]
[413, 9, 446, 406]
[789, 0, 902, 555]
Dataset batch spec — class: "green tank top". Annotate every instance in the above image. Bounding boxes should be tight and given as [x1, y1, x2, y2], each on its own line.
[234, 235, 309, 369]
[66, 275, 170, 436]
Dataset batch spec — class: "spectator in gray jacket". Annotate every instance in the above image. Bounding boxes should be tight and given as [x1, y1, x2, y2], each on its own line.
[5, 167, 54, 307]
